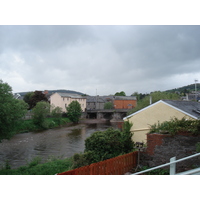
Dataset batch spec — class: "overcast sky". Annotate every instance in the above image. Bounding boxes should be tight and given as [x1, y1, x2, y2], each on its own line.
[1, 25, 200, 96]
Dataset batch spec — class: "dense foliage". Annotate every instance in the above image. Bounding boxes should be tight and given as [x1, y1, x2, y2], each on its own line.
[149, 117, 200, 136]
[51, 106, 63, 125]
[166, 83, 200, 94]
[115, 91, 126, 96]
[32, 101, 51, 129]
[23, 92, 34, 109]
[27, 91, 48, 109]
[66, 101, 82, 123]
[72, 121, 134, 168]
[104, 102, 113, 109]
[0, 156, 73, 175]
[0, 80, 28, 141]
[128, 91, 180, 115]
[15, 117, 71, 133]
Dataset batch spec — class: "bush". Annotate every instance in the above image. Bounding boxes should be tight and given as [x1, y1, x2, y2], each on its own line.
[51, 106, 63, 125]
[196, 142, 200, 152]
[32, 101, 51, 129]
[0, 156, 73, 175]
[104, 102, 113, 109]
[84, 121, 134, 163]
[149, 117, 200, 136]
[66, 101, 82, 123]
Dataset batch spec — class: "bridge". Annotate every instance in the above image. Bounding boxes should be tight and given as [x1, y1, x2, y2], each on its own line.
[86, 109, 129, 120]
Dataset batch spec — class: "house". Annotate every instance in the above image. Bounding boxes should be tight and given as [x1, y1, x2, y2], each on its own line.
[123, 100, 200, 143]
[86, 96, 113, 110]
[113, 96, 137, 109]
[50, 92, 86, 112]
[86, 96, 137, 110]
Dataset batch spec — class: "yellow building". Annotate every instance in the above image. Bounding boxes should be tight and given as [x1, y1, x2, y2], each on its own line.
[50, 92, 86, 112]
[123, 100, 200, 143]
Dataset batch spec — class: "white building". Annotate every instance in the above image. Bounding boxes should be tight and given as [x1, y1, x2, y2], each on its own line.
[50, 92, 86, 112]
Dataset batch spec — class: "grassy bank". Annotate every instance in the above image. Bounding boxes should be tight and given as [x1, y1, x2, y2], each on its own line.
[0, 156, 73, 175]
[15, 117, 71, 133]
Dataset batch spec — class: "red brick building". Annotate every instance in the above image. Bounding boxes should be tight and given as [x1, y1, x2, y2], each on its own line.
[113, 96, 137, 109]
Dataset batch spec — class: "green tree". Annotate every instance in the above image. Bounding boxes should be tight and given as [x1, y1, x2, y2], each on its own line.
[104, 102, 113, 109]
[84, 122, 134, 163]
[32, 101, 51, 129]
[28, 91, 48, 110]
[115, 91, 126, 96]
[0, 80, 28, 141]
[66, 101, 82, 123]
[23, 92, 34, 109]
[51, 106, 63, 125]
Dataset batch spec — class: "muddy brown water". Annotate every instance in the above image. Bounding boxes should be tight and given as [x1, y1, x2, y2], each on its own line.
[0, 120, 123, 169]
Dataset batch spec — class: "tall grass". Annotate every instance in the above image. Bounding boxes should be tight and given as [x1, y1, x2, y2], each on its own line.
[0, 156, 73, 175]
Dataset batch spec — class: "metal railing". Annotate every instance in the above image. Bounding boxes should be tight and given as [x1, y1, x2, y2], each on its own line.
[132, 152, 200, 175]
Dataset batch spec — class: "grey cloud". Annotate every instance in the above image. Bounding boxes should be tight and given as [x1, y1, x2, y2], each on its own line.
[1, 25, 200, 95]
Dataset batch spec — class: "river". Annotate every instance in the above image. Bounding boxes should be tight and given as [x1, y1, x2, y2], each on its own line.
[0, 120, 123, 169]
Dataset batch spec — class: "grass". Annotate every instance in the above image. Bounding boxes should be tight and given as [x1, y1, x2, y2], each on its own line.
[0, 156, 73, 175]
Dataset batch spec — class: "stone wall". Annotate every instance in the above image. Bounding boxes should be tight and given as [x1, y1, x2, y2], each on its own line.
[140, 132, 200, 173]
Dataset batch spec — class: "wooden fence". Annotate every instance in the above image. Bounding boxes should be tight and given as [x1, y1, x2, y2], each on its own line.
[57, 151, 138, 175]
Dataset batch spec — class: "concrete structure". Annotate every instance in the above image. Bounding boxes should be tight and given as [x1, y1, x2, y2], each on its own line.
[50, 92, 86, 112]
[87, 109, 128, 120]
[123, 100, 200, 143]
[86, 96, 137, 110]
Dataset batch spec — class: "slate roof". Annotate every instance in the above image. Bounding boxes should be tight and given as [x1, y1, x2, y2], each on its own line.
[124, 100, 200, 120]
[114, 96, 137, 100]
[162, 100, 200, 119]
[86, 96, 112, 103]
[57, 92, 86, 99]
[86, 96, 137, 103]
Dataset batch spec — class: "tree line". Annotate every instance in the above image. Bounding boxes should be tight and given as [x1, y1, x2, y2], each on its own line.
[0, 80, 82, 142]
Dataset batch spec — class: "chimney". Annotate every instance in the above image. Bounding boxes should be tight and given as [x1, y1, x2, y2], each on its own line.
[44, 90, 48, 95]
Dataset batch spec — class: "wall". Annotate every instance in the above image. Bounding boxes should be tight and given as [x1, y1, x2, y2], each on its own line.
[50, 93, 86, 112]
[114, 100, 137, 109]
[50, 93, 65, 111]
[125, 101, 194, 143]
[140, 132, 200, 172]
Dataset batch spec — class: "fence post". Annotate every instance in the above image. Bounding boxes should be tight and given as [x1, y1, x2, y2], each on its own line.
[170, 157, 176, 175]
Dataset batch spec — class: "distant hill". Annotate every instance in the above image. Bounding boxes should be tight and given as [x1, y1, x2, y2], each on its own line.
[17, 89, 86, 97]
[166, 83, 200, 94]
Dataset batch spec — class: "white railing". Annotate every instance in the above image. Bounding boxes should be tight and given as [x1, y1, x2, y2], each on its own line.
[132, 152, 200, 175]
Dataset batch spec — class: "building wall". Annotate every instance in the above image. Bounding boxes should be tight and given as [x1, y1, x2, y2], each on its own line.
[140, 133, 200, 173]
[125, 101, 194, 143]
[72, 97, 86, 112]
[114, 100, 137, 109]
[50, 93, 86, 112]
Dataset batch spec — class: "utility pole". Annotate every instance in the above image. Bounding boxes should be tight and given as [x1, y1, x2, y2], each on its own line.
[195, 79, 198, 101]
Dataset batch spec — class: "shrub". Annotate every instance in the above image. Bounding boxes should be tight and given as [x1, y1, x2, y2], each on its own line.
[66, 101, 82, 124]
[196, 142, 200, 152]
[51, 106, 63, 125]
[32, 101, 51, 129]
[104, 102, 113, 109]
[84, 121, 134, 163]
[149, 117, 200, 136]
